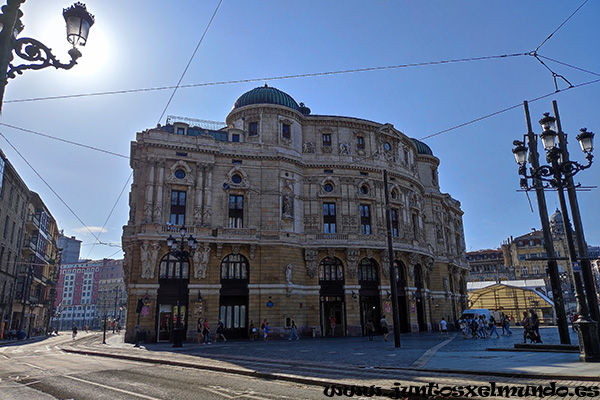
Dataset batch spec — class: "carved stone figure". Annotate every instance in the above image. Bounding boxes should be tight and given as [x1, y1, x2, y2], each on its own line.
[304, 249, 318, 278]
[339, 142, 351, 155]
[193, 243, 211, 279]
[345, 249, 360, 278]
[302, 141, 315, 153]
[140, 241, 153, 279]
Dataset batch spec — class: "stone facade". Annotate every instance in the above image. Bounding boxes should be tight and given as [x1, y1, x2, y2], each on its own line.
[122, 86, 468, 343]
[0, 149, 29, 336]
[466, 248, 515, 282]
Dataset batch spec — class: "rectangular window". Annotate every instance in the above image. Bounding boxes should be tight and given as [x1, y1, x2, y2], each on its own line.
[176, 127, 185, 135]
[356, 136, 365, 149]
[323, 202, 336, 233]
[228, 195, 243, 228]
[231, 134, 240, 142]
[169, 190, 186, 225]
[248, 122, 258, 136]
[322, 133, 331, 147]
[282, 123, 291, 139]
[360, 204, 371, 235]
[3, 216, 8, 238]
[391, 208, 399, 237]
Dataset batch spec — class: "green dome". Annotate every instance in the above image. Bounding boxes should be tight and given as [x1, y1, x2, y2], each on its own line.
[233, 85, 300, 111]
[410, 138, 434, 156]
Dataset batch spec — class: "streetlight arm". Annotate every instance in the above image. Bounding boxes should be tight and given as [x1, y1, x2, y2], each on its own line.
[7, 36, 78, 79]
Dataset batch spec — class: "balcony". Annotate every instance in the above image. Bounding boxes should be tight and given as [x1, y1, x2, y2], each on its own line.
[161, 225, 195, 234]
[314, 233, 348, 241]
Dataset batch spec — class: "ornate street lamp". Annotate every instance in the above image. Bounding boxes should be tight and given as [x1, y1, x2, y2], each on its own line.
[166, 226, 197, 347]
[0, 1, 94, 111]
[513, 100, 600, 362]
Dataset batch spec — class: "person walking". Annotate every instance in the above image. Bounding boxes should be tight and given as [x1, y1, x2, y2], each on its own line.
[197, 318, 204, 344]
[439, 317, 449, 339]
[202, 318, 211, 344]
[264, 322, 270, 341]
[260, 319, 267, 339]
[215, 318, 227, 342]
[249, 320, 256, 340]
[288, 320, 299, 340]
[521, 311, 531, 343]
[365, 320, 375, 341]
[72, 325, 78, 340]
[488, 315, 500, 338]
[529, 309, 542, 343]
[380, 315, 389, 342]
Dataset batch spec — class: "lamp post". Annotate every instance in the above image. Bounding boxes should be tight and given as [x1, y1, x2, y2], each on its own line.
[166, 226, 197, 348]
[0, 1, 94, 112]
[513, 101, 600, 361]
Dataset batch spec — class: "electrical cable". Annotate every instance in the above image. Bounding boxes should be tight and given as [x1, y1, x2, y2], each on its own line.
[4, 53, 527, 105]
[157, 0, 224, 125]
[0, 122, 129, 159]
[534, 0, 589, 53]
[536, 55, 600, 78]
[419, 77, 600, 141]
[85, 172, 131, 258]
[0, 132, 110, 245]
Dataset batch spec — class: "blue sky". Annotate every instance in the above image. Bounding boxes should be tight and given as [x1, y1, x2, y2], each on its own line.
[1, 0, 598, 260]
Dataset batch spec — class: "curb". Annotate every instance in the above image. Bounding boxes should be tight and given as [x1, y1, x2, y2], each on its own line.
[61, 345, 600, 384]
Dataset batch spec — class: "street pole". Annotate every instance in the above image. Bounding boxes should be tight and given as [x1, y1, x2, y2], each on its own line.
[383, 170, 401, 348]
[552, 101, 600, 335]
[523, 101, 571, 345]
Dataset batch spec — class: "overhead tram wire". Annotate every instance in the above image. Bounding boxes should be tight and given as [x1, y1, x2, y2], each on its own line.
[533, 0, 589, 53]
[157, 0, 224, 125]
[418, 77, 600, 141]
[84, 0, 225, 255]
[85, 171, 131, 258]
[0, 132, 110, 245]
[0, 122, 129, 159]
[4, 53, 528, 105]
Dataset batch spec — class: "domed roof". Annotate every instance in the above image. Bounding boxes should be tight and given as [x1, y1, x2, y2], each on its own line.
[410, 138, 434, 156]
[550, 209, 563, 222]
[233, 84, 300, 112]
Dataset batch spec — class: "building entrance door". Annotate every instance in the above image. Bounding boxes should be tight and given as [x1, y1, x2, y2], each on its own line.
[320, 296, 345, 336]
[219, 295, 248, 339]
[157, 304, 172, 342]
[360, 296, 381, 335]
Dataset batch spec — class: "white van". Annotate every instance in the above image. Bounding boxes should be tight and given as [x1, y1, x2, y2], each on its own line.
[460, 309, 501, 322]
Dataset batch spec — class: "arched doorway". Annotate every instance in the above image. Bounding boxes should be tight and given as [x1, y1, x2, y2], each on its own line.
[319, 257, 345, 336]
[414, 264, 426, 332]
[394, 260, 411, 333]
[219, 254, 249, 338]
[358, 258, 381, 335]
[156, 253, 190, 343]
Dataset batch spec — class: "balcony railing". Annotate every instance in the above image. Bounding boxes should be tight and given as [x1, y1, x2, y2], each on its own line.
[315, 233, 348, 241]
[161, 225, 195, 234]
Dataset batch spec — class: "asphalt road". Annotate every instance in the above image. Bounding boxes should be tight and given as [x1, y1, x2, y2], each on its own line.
[0, 335, 328, 400]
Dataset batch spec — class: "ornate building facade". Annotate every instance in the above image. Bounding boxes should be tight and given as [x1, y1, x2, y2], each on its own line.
[466, 248, 515, 282]
[122, 85, 468, 343]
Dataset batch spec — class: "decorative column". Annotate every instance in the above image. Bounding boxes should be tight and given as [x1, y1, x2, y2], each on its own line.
[144, 158, 155, 223]
[194, 163, 204, 225]
[203, 165, 213, 225]
[153, 161, 164, 223]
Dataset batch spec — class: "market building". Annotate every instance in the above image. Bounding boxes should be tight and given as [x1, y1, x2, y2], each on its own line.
[122, 85, 468, 343]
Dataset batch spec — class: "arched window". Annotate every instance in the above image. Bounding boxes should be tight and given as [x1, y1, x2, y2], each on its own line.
[393, 260, 406, 285]
[358, 258, 378, 282]
[319, 257, 344, 281]
[220, 254, 249, 281]
[159, 253, 189, 280]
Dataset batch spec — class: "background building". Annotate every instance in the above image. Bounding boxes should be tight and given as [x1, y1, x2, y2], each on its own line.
[466, 248, 514, 282]
[13, 191, 60, 336]
[122, 85, 468, 344]
[57, 233, 82, 264]
[55, 259, 125, 330]
[0, 150, 29, 337]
